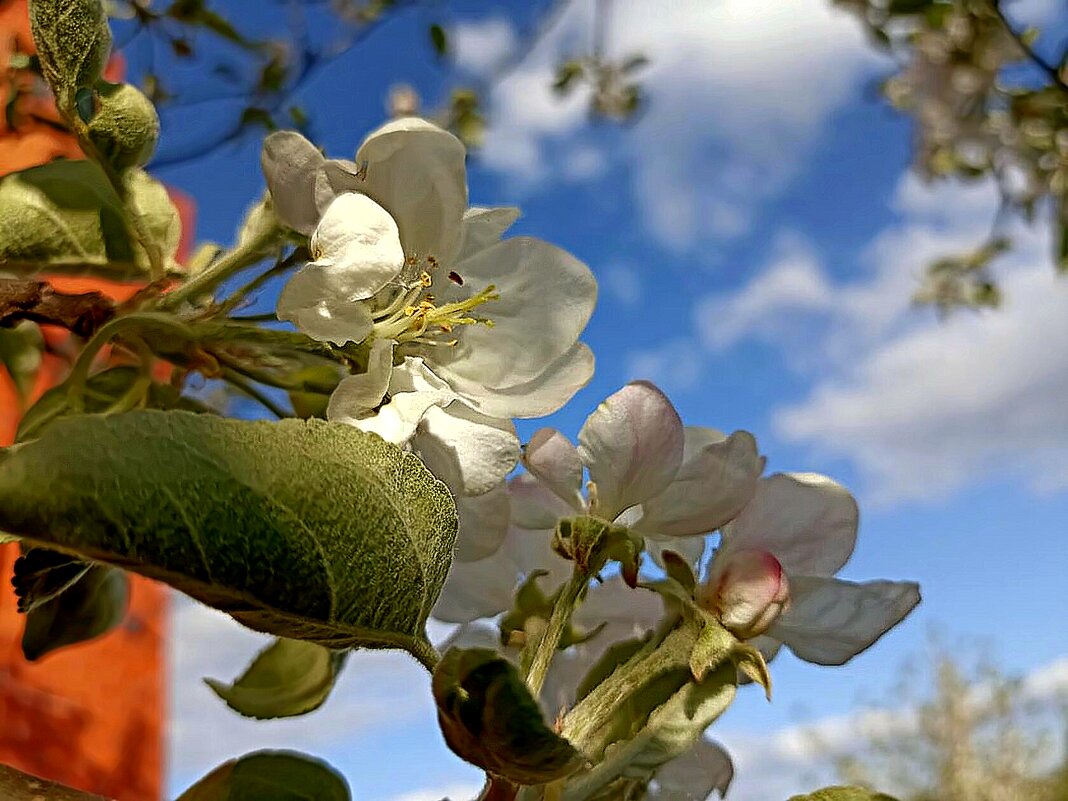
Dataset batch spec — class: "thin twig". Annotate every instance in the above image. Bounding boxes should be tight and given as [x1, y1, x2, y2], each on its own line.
[993, 1, 1068, 94]
[219, 366, 289, 418]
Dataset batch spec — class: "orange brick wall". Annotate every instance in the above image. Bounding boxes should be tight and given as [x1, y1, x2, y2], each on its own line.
[0, 2, 178, 796]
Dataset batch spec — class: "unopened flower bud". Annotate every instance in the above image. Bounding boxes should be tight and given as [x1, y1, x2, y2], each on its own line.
[698, 548, 790, 639]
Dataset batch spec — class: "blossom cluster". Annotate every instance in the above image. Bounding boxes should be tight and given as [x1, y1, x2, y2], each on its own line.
[259, 117, 920, 799]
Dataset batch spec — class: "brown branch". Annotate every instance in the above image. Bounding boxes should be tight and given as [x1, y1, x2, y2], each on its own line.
[0, 279, 116, 338]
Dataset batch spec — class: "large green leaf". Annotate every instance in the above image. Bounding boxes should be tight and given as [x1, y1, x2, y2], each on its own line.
[0, 410, 457, 659]
[433, 647, 584, 785]
[177, 751, 349, 801]
[0, 160, 180, 279]
[206, 637, 347, 719]
[787, 788, 900, 801]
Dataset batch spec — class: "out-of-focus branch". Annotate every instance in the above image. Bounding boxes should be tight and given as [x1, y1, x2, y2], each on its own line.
[992, 1, 1068, 94]
[0, 280, 116, 338]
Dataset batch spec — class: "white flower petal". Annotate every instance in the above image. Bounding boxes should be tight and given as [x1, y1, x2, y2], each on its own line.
[577, 381, 685, 519]
[636, 428, 764, 538]
[647, 534, 707, 573]
[432, 546, 521, 624]
[326, 339, 394, 423]
[768, 575, 921, 666]
[315, 159, 362, 215]
[509, 473, 577, 531]
[276, 265, 374, 345]
[355, 117, 468, 264]
[432, 237, 597, 389]
[308, 193, 405, 300]
[260, 130, 324, 235]
[649, 739, 734, 801]
[522, 428, 585, 511]
[413, 404, 519, 496]
[353, 358, 454, 445]
[433, 523, 566, 624]
[441, 342, 595, 419]
[720, 473, 858, 577]
[573, 577, 665, 633]
[436, 621, 505, 653]
[454, 483, 510, 562]
[457, 206, 521, 262]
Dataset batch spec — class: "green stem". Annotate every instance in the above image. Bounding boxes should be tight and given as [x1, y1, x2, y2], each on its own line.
[66, 313, 192, 412]
[523, 570, 589, 698]
[157, 225, 285, 310]
[210, 351, 335, 394]
[215, 247, 307, 316]
[407, 638, 441, 674]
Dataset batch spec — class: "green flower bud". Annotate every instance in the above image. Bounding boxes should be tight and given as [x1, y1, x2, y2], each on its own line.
[86, 82, 161, 170]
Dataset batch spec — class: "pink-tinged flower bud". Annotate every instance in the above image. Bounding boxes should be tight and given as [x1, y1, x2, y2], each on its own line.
[698, 549, 790, 640]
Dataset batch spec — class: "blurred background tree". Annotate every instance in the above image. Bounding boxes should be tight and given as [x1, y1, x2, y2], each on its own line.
[835, 0, 1068, 313]
[820, 640, 1068, 801]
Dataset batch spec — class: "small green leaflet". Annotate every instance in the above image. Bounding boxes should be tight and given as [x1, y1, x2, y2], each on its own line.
[0, 410, 457, 662]
[177, 751, 350, 801]
[206, 637, 347, 720]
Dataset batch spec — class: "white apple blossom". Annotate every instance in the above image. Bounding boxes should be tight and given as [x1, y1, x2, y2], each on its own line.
[434, 381, 764, 623]
[697, 473, 922, 666]
[260, 118, 598, 494]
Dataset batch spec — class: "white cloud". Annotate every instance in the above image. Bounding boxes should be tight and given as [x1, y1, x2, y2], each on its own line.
[696, 232, 833, 351]
[167, 599, 429, 794]
[467, 0, 880, 247]
[693, 171, 1068, 503]
[451, 17, 517, 76]
[603, 264, 642, 306]
[626, 337, 704, 394]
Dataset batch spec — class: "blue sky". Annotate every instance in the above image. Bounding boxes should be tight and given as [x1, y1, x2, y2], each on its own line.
[117, 1, 1068, 798]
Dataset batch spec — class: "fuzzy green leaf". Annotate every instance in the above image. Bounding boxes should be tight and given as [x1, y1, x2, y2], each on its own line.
[433, 647, 584, 785]
[177, 751, 350, 801]
[787, 788, 900, 801]
[206, 637, 347, 720]
[0, 161, 180, 278]
[0, 410, 458, 659]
